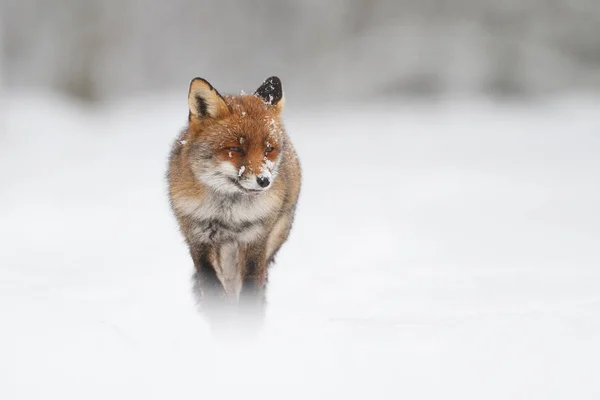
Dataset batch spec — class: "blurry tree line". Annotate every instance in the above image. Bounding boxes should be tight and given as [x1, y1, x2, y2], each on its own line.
[2, 0, 600, 102]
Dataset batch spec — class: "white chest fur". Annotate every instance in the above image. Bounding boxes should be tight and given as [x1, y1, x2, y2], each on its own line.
[173, 192, 280, 299]
[173, 192, 278, 243]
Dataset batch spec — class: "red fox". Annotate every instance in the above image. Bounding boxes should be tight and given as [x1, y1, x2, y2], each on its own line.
[167, 76, 301, 327]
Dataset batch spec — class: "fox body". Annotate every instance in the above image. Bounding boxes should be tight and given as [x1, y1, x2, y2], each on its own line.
[167, 77, 301, 324]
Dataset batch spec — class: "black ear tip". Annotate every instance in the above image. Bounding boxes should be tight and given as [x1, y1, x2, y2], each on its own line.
[265, 76, 281, 85]
[255, 76, 284, 105]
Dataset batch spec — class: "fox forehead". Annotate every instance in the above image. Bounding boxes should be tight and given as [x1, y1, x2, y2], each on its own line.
[190, 95, 283, 146]
[225, 95, 283, 142]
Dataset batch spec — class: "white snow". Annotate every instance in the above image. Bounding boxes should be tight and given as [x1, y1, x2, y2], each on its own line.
[266, 118, 281, 140]
[258, 167, 272, 181]
[264, 158, 275, 170]
[1, 92, 600, 399]
[238, 165, 245, 177]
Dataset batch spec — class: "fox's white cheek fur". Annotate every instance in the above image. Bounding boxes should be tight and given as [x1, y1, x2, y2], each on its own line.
[238, 177, 262, 191]
[198, 161, 238, 194]
[216, 161, 238, 177]
[199, 157, 283, 193]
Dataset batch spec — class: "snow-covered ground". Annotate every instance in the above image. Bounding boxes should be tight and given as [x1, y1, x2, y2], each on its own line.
[1, 92, 599, 399]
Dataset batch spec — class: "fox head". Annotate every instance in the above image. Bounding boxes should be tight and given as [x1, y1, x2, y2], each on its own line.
[184, 76, 287, 196]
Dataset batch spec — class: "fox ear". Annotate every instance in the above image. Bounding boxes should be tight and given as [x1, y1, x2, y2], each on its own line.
[255, 76, 284, 110]
[188, 78, 229, 119]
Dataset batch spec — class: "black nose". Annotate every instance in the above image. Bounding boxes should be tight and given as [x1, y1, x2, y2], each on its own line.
[256, 176, 270, 188]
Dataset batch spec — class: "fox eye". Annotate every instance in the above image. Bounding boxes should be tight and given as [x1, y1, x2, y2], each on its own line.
[227, 146, 243, 153]
[266, 147, 274, 153]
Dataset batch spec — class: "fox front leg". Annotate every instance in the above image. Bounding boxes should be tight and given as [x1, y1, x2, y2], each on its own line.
[189, 244, 230, 320]
[238, 245, 268, 320]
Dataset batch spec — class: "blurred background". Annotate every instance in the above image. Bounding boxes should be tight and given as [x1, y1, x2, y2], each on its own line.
[3, 0, 600, 102]
[2, 2, 600, 399]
